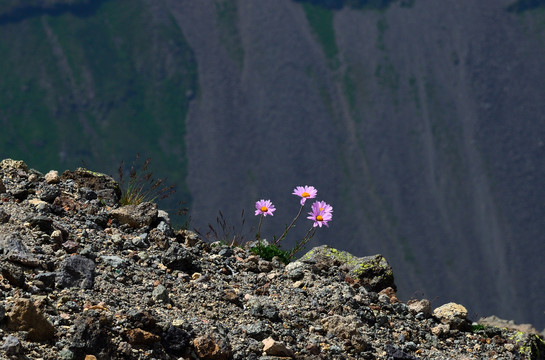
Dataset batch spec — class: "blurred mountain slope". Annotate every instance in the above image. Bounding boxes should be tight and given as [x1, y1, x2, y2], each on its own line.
[1, 0, 544, 328]
[0, 0, 196, 204]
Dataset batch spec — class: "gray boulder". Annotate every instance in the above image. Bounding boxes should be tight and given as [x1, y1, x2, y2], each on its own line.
[56, 255, 95, 289]
[300, 245, 396, 292]
[0, 233, 41, 267]
[161, 243, 200, 273]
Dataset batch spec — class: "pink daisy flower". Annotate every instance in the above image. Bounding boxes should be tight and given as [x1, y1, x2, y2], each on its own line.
[307, 200, 333, 227]
[255, 199, 276, 217]
[292, 185, 318, 205]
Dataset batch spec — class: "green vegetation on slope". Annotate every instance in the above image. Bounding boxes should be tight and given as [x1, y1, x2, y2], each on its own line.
[0, 0, 198, 220]
[301, 2, 339, 68]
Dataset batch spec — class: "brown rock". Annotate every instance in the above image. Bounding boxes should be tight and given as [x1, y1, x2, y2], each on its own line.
[7, 299, 56, 341]
[321, 315, 364, 339]
[193, 334, 231, 360]
[44, 170, 60, 184]
[434, 302, 467, 319]
[379, 287, 400, 303]
[125, 328, 160, 345]
[407, 299, 432, 317]
[431, 324, 450, 337]
[62, 240, 80, 253]
[433, 302, 470, 330]
[28, 198, 49, 209]
[262, 337, 294, 357]
[110, 202, 158, 228]
[306, 343, 321, 355]
[223, 288, 242, 306]
[51, 229, 64, 243]
[53, 195, 81, 212]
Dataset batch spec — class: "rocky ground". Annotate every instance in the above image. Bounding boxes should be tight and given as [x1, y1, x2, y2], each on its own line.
[0, 158, 544, 360]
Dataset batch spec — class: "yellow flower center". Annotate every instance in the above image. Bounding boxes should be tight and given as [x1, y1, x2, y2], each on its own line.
[320, 207, 323, 211]
[316, 215, 323, 221]
[260, 206, 268, 212]
[302, 192, 310, 198]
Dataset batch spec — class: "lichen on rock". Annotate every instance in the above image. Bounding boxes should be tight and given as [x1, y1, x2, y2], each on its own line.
[300, 245, 396, 292]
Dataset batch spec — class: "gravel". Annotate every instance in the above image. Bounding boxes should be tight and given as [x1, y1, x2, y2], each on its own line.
[0, 159, 544, 360]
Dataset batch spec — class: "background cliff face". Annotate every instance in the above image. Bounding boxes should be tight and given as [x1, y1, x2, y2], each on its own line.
[1, 0, 545, 328]
[0, 0, 197, 203]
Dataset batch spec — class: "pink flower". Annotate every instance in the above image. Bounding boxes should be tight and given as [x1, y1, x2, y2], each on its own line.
[307, 200, 333, 227]
[292, 185, 318, 205]
[255, 199, 276, 217]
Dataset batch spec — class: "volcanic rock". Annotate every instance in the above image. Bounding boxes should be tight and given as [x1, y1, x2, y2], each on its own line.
[0, 160, 544, 359]
[7, 299, 56, 341]
[0, 233, 41, 267]
[1, 261, 25, 288]
[55, 255, 95, 289]
[39, 184, 61, 202]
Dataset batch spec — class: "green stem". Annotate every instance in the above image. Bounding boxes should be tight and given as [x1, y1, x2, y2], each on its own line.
[275, 204, 304, 245]
[290, 227, 317, 257]
[256, 214, 264, 245]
